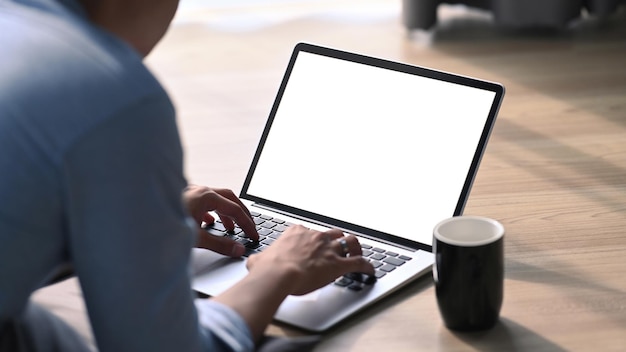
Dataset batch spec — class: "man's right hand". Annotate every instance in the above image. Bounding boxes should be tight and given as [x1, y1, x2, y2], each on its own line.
[246, 225, 374, 296]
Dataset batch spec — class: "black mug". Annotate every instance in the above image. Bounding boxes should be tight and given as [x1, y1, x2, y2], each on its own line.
[433, 216, 504, 331]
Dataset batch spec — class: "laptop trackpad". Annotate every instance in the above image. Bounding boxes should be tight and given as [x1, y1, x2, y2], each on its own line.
[191, 248, 248, 296]
[275, 283, 375, 331]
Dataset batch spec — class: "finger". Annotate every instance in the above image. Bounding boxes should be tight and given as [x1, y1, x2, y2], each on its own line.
[196, 229, 245, 257]
[334, 237, 350, 257]
[213, 188, 254, 218]
[330, 235, 362, 257]
[322, 228, 345, 242]
[217, 211, 258, 241]
[218, 214, 236, 232]
[202, 212, 215, 225]
[208, 192, 258, 241]
[339, 256, 375, 275]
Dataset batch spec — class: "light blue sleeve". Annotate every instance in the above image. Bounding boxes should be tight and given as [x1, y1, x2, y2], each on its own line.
[63, 95, 253, 352]
[196, 300, 254, 351]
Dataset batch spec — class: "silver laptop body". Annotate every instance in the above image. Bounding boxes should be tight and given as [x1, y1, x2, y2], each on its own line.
[191, 42, 505, 332]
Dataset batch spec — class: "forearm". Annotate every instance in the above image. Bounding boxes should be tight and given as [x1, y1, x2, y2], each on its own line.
[211, 226, 374, 342]
[212, 266, 297, 342]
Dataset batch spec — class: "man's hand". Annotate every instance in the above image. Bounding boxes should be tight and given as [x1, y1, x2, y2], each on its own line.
[246, 225, 374, 296]
[183, 184, 258, 257]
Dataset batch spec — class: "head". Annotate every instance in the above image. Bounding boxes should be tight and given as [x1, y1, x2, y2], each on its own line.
[80, 0, 180, 57]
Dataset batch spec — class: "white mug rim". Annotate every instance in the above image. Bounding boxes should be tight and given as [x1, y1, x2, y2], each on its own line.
[434, 216, 504, 247]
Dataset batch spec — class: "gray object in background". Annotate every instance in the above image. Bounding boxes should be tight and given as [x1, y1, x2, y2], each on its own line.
[402, 0, 625, 29]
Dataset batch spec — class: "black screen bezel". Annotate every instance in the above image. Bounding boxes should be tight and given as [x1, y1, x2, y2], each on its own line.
[239, 42, 505, 252]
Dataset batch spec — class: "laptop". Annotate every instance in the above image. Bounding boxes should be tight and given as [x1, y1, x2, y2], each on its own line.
[191, 42, 505, 332]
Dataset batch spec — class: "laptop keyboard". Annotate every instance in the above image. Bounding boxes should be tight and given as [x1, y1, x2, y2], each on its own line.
[202, 211, 413, 291]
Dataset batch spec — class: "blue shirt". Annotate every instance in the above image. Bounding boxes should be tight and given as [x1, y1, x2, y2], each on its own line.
[0, 0, 253, 350]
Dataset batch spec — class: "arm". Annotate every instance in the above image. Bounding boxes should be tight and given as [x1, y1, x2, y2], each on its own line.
[183, 182, 375, 341]
[181, 172, 375, 342]
[64, 96, 252, 351]
[214, 225, 375, 341]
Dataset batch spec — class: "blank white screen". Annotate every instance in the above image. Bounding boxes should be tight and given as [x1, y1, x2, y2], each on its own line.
[246, 52, 496, 246]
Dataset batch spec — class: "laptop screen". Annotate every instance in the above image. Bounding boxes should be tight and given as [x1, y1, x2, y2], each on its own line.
[241, 43, 504, 250]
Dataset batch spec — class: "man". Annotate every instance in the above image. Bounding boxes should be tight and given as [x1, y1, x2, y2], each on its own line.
[0, 0, 374, 350]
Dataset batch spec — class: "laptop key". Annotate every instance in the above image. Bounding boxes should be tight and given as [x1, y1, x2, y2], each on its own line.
[268, 231, 282, 239]
[245, 241, 262, 249]
[242, 241, 265, 257]
[370, 260, 383, 269]
[374, 270, 386, 279]
[210, 222, 227, 232]
[260, 222, 276, 229]
[344, 272, 377, 285]
[261, 237, 275, 246]
[383, 257, 406, 267]
[347, 284, 363, 291]
[235, 237, 252, 245]
[274, 224, 287, 232]
[232, 211, 396, 285]
[244, 248, 260, 257]
[380, 264, 396, 273]
[370, 253, 386, 261]
[258, 228, 272, 236]
[204, 226, 225, 237]
[334, 277, 353, 287]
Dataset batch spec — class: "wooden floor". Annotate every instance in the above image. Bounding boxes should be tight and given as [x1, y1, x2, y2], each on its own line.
[33, 2, 626, 350]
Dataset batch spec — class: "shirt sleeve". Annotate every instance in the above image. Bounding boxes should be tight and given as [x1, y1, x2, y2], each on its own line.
[196, 300, 254, 351]
[63, 95, 253, 352]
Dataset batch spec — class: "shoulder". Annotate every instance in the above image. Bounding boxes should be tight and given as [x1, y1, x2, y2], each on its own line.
[0, 0, 175, 156]
[1, 0, 165, 102]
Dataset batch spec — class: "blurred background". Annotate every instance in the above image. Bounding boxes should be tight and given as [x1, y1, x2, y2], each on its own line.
[145, 0, 626, 190]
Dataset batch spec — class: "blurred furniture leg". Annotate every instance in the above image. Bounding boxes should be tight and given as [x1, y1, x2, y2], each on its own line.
[492, 0, 583, 28]
[402, 0, 438, 30]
